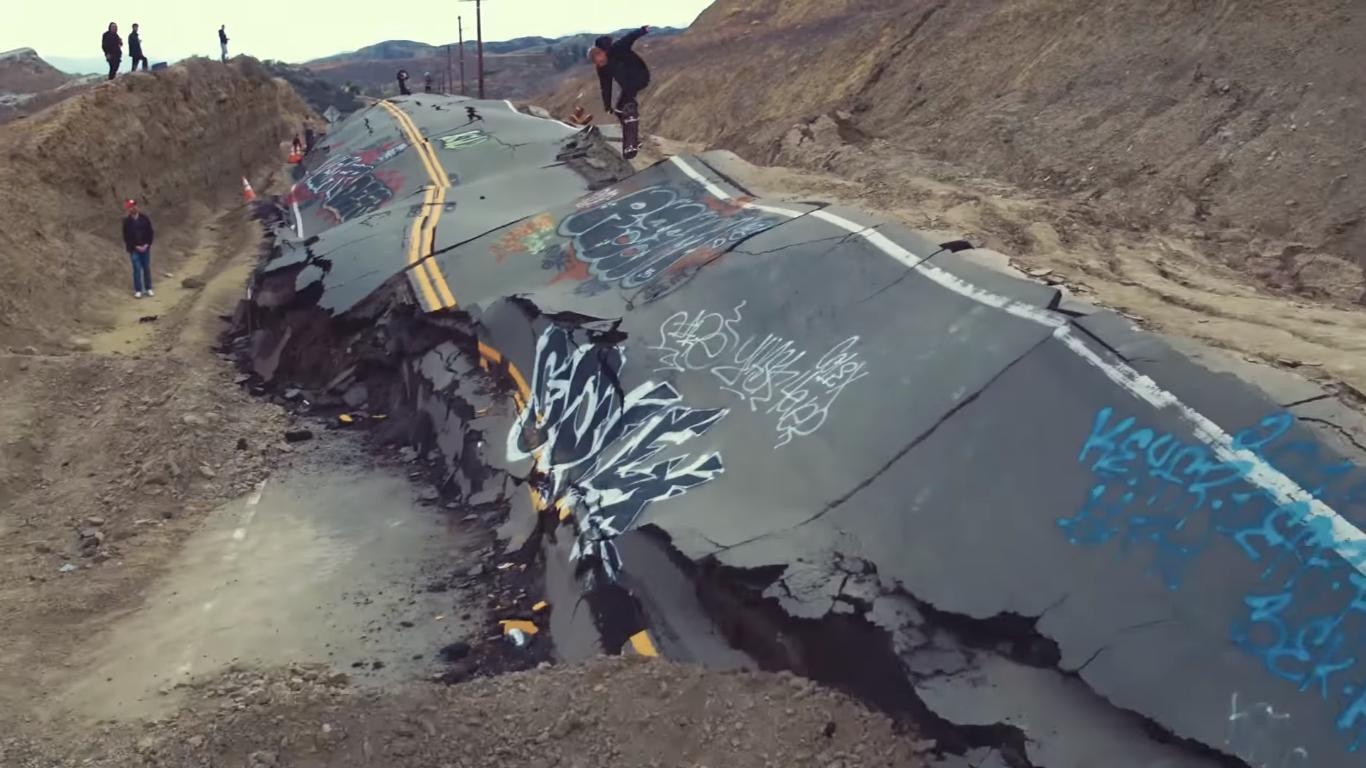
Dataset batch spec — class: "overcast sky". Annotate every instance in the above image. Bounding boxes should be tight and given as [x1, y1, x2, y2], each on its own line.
[4, 0, 714, 65]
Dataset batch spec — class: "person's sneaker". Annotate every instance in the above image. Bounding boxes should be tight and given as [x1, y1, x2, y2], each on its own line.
[134, 291, 143, 298]
[146, 289, 155, 297]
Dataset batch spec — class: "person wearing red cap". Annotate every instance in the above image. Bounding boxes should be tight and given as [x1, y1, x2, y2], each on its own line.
[121, 199, 155, 298]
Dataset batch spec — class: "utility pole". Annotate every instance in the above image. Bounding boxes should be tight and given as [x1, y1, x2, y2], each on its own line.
[458, 16, 467, 96]
[458, 0, 485, 99]
[445, 44, 452, 95]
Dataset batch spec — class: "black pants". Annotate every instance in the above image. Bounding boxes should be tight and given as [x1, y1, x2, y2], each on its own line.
[129, 54, 147, 72]
[107, 57, 120, 80]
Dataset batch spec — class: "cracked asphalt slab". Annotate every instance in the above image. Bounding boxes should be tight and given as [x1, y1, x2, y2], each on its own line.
[235, 100, 1366, 768]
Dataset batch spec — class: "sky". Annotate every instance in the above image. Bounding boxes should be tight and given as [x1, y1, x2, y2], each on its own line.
[4, 0, 715, 71]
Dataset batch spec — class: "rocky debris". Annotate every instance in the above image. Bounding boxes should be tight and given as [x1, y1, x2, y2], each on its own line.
[69, 337, 93, 352]
[28, 658, 926, 768]
[181, 277, 207, 290]
[284, 428, 314, 443]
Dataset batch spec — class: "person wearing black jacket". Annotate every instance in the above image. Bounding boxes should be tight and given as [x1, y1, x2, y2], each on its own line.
[397, 69, 411, 96]
[591, 26, 651, 159]
[121, 199, 155, 298]
[101, 22, 122, 81]
[219, 25, 229, 63]
[128, 24, 147, 72]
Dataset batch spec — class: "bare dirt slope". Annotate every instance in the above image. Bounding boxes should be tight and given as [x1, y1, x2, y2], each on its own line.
[0, 57, 312, 350]
[545, 0, 1366, 297]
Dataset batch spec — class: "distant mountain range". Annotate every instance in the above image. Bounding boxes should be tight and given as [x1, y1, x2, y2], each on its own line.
[0, 48, 98, 124]
[302, 27, 681, 100]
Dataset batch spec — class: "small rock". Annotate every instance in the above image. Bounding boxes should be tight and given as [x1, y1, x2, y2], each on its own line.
[417, 487, 440, 502]
[57, 563, 78, 573]
[1026, 267, 1054, 278]
[438, 641, 471, 662]
[32, 542, 53, 554]
[181, 277, 206, 290]
[284, 388, 303, 401]
[284, 429, 314, 443]
[236, 437, 249, 450]
[1277, 358, 1302, 368]
[181, 414, 207, 427]
[198, 465, 217, 479]
[70, 337, 93, 352]
[466, 564, 485, 578]
[399, 446, 420, 463]
[186, 735, 205, 749]
[248, 751, 279, 768]
[85, 516, 106, 527]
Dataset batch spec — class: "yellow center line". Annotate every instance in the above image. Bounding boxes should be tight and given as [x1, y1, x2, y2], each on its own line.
[406, 187, 440, 311]
[381, 100, 459, 309]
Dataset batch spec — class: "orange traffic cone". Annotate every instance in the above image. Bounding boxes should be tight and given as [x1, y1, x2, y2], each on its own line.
[241, 177, 256, 202]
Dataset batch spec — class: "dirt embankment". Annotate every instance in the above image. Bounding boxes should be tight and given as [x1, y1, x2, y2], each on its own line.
[0, 57, 313, 349]
[545, 0, 1366, 297]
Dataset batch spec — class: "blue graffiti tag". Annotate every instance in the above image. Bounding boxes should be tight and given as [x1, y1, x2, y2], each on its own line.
[1060, 407, 1366, 752]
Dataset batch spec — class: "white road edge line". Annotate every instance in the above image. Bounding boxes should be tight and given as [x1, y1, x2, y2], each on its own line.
[669, 155, 1366, 574]
[292, 199, 304, 238]
[502, 99, 578, 131]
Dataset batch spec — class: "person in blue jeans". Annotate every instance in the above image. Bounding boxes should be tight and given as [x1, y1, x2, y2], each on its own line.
[121, 199, 155, 298]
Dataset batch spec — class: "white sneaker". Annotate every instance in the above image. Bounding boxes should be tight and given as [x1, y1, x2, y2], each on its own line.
[146, 289, 155, 297]
[134, 291, 143, 298]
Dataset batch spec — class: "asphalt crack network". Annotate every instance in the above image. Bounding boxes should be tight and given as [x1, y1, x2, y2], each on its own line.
[703, 333, 1054, 556]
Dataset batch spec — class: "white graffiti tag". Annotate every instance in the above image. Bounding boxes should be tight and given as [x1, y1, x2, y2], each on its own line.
[507, 325, 727, 579]
[1225, 693, 1310, 768]
[651, 301, 869, 448]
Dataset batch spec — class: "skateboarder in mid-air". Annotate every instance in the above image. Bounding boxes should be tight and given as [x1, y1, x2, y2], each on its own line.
[590, 26, 650, 159]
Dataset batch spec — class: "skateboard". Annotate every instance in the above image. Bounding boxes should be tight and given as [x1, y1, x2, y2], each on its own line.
[619, 100, 640, 160]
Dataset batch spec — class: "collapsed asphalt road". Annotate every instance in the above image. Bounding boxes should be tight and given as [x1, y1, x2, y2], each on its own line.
[231, 93, 1366, 768]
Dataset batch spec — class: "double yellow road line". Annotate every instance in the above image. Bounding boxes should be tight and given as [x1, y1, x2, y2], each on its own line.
[378, 100, 457, 311]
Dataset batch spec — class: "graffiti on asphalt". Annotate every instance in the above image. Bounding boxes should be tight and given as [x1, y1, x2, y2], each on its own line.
[507, 325, 727, 579]
[291, 138, 409, 223]
[1059, 407, 1366, 752]
[650, 300, 869, 448]
[533, 185, 780, 297]
[491, 214, 557, 262]
[437, 129, 489, 151]
[1226, 692, 1311, 768]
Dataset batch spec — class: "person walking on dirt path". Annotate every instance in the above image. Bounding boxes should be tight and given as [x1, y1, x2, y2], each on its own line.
[396, 69, 411, 96]
[303, 122, 316, 153]
[591, 26, 651, 160]
[122, 199, 155, 299]
[218, 25, 229, 63]
[128, 24, 148, 72]
[101, 23, 122, 81]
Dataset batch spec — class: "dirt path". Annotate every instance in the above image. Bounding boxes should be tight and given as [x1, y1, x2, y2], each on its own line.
[635, 136, 1366, 407]
[0, 205, 289, 722]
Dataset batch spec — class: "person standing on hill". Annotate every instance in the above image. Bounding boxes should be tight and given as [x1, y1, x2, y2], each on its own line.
[218, 25, 229, 63]
[128, 23, 148, 72]
[590, 26, 651, 160]
[396, 69, 411, 96]
[424, 72, 434, 93]
[101, 22, 122, 81]
[122, 199, 155, 299]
